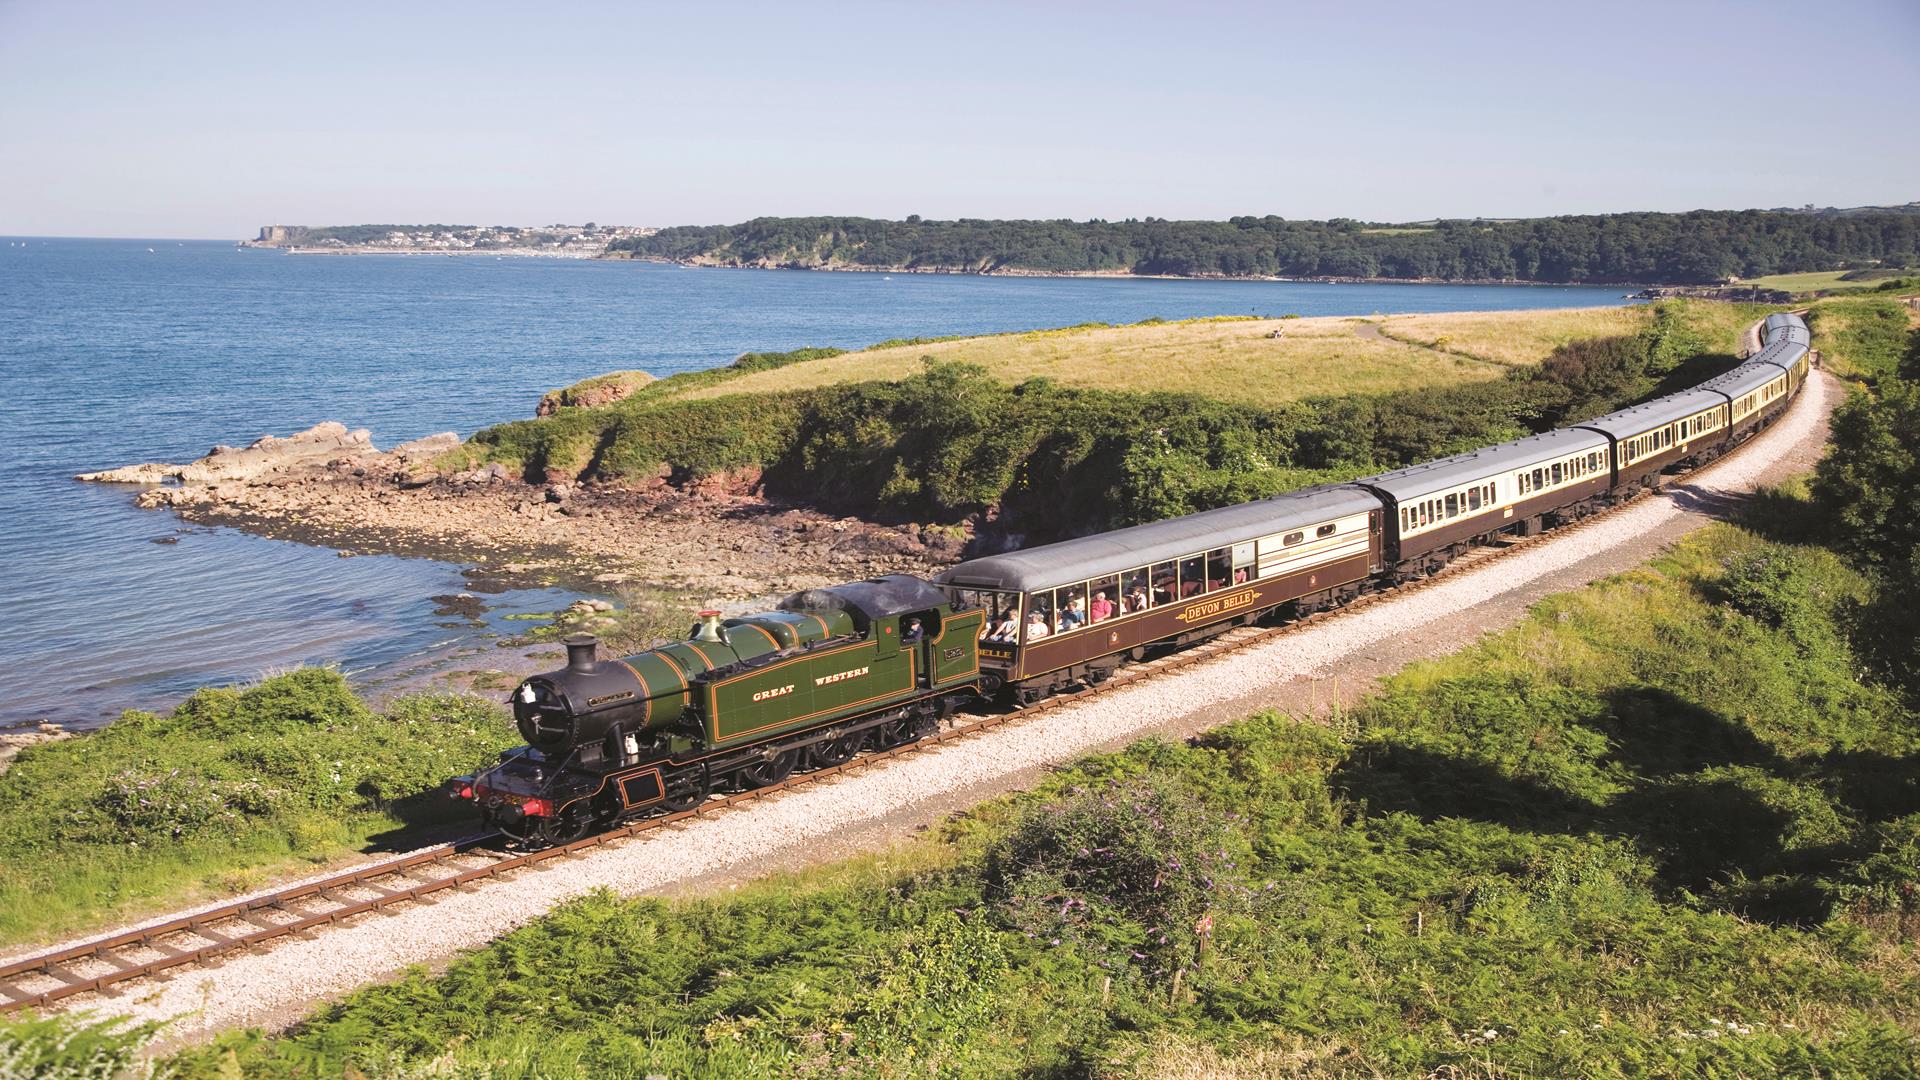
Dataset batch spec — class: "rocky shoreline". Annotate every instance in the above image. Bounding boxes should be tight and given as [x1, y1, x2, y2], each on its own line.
[77, 423, 965, 602]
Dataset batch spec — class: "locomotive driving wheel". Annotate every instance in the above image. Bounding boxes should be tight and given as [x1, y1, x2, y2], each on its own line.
[538, 803, 597, 846]
[808, 729, 868, 768]
[659, 763, 712, 812]
[873, 714, 927, 749]
[738, 748, 798, 789]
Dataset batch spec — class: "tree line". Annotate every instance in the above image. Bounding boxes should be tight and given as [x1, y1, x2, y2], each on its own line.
[608, 209, 1920, 284]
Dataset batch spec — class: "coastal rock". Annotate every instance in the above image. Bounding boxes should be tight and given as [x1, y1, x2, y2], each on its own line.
[1, 724, 71, 776]
[391, 432, 461, 458]
[77, 422, 379, 485]
[84, 418, 956, 601]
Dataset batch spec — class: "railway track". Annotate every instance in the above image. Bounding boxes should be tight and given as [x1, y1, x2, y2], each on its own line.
[0, 345, 1807, 1015]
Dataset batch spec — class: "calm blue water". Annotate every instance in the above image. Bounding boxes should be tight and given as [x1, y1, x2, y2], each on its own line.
[0, 237, 1629, 727]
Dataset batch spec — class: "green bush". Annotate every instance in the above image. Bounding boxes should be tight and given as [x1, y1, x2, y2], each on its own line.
[0, 1013, 161, 1080]
[986, 772, 1251, 983]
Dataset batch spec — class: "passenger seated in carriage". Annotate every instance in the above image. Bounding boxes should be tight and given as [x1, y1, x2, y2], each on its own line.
[983, 610, 1018, 642]
[1025, 609, 1051, 640]
[1089, 591, 1115, 622]
[1059, 595, 1088, 630]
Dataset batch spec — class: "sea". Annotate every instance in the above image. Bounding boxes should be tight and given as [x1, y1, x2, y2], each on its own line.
[0, 238, 1631, 728]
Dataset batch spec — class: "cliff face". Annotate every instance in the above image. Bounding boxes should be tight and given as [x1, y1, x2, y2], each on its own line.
[256, 225, 310, 244]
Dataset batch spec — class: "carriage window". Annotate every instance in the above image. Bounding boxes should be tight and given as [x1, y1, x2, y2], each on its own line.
[1443, 493, 1457, 518]
[1232, 543, 1257, 583]
[1179, 556, 1204, 598]
[1054, 582, 1089, 633]
[1283, 531, 1304, 547]
[1149, 561, 1177, 607]
[1532, 467, 1545, 489]
[1026, 592, 1054, 641]
[1551, 463, 1562, 485]
[1089, 575, 1120, 623]
[1317, 523, 1337, 538]
[1120, 567, 1150, 614]
[1486, 483, 1496, 504]
[988, 592, 1020, 640]
[1206, 547, 1232, 591]
[1467, 487, 1481, 511]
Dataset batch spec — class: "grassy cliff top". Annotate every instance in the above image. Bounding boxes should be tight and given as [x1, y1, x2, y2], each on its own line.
[646, 306, 1723, 409]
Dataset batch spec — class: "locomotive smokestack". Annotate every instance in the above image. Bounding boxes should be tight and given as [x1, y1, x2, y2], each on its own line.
[694, 610, 725, 643]
[563, 633, 599, 673]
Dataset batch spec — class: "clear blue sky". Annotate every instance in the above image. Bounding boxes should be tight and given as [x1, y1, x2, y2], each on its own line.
[1, 0, 1914, 238]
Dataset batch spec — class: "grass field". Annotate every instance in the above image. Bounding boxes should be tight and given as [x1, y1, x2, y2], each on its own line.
[1738, 269, 1918, 293]
[659, 307, 1675, 408]
[1739, 270, 1858, 291]
[1371, 306, 1651, 367]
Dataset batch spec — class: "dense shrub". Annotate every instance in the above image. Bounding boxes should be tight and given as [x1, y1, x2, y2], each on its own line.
[0, 1013, 161, 1080]
[986, 772, 1251, 983]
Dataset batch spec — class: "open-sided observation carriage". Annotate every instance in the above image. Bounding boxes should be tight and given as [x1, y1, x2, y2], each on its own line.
[451, 315, 1814, 846]
[935, 485, 1382, 703]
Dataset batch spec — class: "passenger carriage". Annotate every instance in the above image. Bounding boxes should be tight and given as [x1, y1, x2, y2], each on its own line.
[935, 486, 1382, 701]
[1764, 338, 1813, 394]
[1573, 388, 1731, 492]
[1355, 427, 1611, 577]
[1699, 360, 1792, 442]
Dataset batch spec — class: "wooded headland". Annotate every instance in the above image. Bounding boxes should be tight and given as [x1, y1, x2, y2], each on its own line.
[606, 206, 1920, 284]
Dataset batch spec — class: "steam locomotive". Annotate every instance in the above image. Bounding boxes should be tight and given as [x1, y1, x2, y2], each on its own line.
[453, 577, 982, 844]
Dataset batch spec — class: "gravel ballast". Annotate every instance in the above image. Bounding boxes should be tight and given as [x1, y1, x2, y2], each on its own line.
[53, 371, 1836, 1042]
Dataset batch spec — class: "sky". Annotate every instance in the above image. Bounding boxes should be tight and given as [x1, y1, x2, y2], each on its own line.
[0, 0, 1915, 238]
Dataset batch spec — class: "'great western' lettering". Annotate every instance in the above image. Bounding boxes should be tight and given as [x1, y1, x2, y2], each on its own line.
[815, 666, 870, 686]
[752, 684, 795, 702]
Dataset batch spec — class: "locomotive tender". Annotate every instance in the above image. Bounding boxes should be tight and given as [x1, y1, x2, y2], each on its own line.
[456, 314, 1812, 842]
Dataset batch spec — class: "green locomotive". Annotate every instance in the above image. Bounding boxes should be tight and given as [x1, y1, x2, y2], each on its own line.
[454, 576, 983, 844]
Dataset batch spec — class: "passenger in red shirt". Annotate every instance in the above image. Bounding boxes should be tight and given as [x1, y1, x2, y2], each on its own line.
[1089, 591, 1115, 623]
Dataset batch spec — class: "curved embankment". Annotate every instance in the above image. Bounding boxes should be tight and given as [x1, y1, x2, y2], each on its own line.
[32, 355, 1836, 1045]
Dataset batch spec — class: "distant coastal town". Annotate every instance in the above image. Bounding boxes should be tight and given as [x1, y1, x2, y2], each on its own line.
[242, 222, 657, 257]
